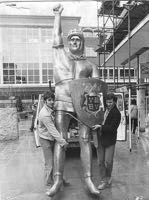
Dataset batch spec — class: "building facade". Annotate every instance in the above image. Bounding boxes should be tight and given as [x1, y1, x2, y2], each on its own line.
[0, 14, 137, 103]
[0, 15, 100, 101]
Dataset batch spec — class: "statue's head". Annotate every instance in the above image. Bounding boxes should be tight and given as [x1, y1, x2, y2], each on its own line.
[67, 29, 84, 55]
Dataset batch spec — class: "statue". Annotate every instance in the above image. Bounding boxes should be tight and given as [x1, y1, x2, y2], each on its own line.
[46, 4, 106, 197]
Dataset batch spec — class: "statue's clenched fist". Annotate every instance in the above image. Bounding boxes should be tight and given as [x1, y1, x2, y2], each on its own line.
[53, 4, 64, 14]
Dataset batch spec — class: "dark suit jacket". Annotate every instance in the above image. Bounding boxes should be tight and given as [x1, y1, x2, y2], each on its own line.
[101, 104, 121, 147]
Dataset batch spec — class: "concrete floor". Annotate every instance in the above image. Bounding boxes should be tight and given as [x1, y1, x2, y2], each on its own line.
[0, 118, 149, 200]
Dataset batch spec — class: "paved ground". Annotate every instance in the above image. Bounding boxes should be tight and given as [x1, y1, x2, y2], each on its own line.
[0, 118, 149, 200]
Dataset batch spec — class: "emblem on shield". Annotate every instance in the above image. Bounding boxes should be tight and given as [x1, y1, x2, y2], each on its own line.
[80, 84, 104, 117]
[69, 78, 107, 128]
[86, 95, 100, 111]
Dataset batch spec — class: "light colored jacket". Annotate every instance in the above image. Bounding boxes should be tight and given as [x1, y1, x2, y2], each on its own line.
[38, 104, 66, 146]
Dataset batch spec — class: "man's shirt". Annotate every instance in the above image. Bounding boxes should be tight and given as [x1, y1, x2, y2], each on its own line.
[38, 104, 66, 146]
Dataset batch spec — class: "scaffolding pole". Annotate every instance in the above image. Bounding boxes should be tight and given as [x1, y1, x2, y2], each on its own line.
[127, 4, 132, 152]
[97, 0, 122, 88]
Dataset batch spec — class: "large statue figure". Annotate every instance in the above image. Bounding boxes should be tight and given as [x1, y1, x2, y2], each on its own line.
[47, 4, 102, 197]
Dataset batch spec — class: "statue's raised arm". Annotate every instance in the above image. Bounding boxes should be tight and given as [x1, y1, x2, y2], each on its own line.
[53, 4, 64, 47]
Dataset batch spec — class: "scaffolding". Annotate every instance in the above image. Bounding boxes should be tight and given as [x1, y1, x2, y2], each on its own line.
[97, 1, 119, 87]
[97, 0, 149, 87]
[97, 0, 149, 151]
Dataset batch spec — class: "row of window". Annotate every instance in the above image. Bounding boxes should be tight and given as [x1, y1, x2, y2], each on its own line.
[3, 27, 99, 43]
[3, 28, 52, 44]
[3, 63, 53, 84]
[2, 46, 96, 64]
[2, 27, 97, 62]
[2, 63, 136, 85]
[99, 67, 136, 80]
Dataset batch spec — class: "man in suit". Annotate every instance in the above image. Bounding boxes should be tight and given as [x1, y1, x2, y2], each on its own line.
[92, 93, 121, 190]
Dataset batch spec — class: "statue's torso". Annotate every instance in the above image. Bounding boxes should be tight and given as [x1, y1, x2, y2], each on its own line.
[53, 48, 97, 111]
[53, 52, 93, 84]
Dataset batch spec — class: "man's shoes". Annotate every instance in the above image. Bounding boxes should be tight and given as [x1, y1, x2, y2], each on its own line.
[98, 178, 112, 190]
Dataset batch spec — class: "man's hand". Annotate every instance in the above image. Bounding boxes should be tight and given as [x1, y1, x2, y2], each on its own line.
[92, 124, 101, 130]
[53, 4, 64, 15]
[62, 141, 69, 150]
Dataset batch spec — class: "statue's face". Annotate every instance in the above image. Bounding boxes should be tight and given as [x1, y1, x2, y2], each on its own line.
[68, 36, 82, 54]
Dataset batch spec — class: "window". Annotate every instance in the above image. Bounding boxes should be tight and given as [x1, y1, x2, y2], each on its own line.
[114, 69, 118, 77]
[42, 63, 53, 84]
[109, 69, 113, 79]
[1, 26, 54, 85]
[3, 63, 15, 84]
[41, 47, 52, 62]
[125, 69, 129, 78]
[16, 63, 27, 84]
[99, 69, 103, 77]
[27, 28, 39, 43]
[41, 28, 52, 44]
[13, 28, 27, 43]
[130, 69, 135, 78]
[103, 68, 107, 78]
[120, 69, 124, 78]
[28, 63, 39, 84]
[27, 44, 39, 63]
[3, 62, 39, 84]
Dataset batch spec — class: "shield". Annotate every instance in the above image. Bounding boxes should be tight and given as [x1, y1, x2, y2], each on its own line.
[69, 78, 108, 128]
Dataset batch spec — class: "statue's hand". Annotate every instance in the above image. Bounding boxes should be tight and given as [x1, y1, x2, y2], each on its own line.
[53, 4, 64, 15]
